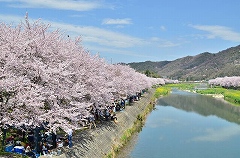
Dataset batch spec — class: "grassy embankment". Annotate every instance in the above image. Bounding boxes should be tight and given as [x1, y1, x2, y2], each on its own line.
[196, 87, 240, 106]
[105, 86, 170, 158]
[164, 83, 240, 106]
[163, 82, 196, 91]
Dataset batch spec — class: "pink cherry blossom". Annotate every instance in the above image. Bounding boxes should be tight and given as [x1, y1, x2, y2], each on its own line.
[0, 14, 175, 132]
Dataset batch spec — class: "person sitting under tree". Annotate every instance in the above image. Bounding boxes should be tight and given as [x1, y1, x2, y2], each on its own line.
[67, 128, 73, 148]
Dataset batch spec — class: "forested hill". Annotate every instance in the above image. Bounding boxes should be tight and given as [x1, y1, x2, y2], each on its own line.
[128, 45, 240, 81]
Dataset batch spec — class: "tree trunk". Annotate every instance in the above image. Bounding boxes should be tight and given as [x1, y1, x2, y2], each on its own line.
[34, 128, 40, 154]
[2, 128, 6, 148]
[52, 132, 57, 148]
[22, 131, 25, 142]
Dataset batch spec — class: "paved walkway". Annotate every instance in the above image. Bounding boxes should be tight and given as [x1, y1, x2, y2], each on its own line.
[40, 89, 155, 158]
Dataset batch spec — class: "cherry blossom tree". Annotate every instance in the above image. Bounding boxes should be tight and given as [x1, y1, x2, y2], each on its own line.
[208, 76, 240, 88]
[0, 13, 92, 132]
[0, 13, 170, 133]
[164, 78, 179, 84]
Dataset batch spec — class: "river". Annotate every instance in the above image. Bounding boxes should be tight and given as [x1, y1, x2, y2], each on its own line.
[126, 89, 240, 158]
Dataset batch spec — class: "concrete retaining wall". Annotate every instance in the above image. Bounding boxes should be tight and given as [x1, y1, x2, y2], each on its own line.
[41, 89, 155, 158]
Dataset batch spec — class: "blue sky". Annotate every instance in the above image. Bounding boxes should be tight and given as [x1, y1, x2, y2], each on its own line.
[1, 0, 240, 63]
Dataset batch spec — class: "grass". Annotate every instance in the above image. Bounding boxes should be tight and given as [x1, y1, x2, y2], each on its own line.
[196, 86, 225, 95]
[154, 87, 171, 98]
[197, 87, 240, 106]
[224, 90, 240, 105]
[163, 82, 240, 106]
[163, 82, 197, 91]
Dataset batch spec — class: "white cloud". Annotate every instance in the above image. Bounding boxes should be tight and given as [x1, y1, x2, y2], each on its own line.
[84, 45, 156, 59]
[150, 37, 161, 41]
[102, 18, 132, 25]
[50, 22, 145, 48]
[148, 118, 179, 128]
[0, 13, 182, 60]
[190, 24, 240, 42]
[0, 14, 145, 48]
[149, 37, 180, 48]
[160, 25, 166, 31]
[191, 126, 240, 142]
[69, 14, 85, 18]
[0, 14, 23, 25]
[157, 41, 180, 48]
[0, 0, 105, 11]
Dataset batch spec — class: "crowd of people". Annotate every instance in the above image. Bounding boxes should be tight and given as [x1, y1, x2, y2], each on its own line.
[4, 129, 67, 157]
[2, 90, 145, 157]
[80, 91, 143, 129]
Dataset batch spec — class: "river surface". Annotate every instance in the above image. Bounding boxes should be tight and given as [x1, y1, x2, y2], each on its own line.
[128, 89, 240, 158]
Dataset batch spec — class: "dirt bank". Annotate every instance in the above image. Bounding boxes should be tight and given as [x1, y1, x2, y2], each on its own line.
[41, 89, 155, 158]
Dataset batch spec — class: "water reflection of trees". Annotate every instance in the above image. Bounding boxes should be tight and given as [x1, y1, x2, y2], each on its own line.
[157, 90, 240, 125]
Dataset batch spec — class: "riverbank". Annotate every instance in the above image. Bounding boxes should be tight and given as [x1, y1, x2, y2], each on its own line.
[163, 83, 240, 106]
[39, 88, 156, 158]
[119, 90, 240, 158]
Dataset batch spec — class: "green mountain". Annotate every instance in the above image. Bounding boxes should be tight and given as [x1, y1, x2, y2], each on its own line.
[128, 45, 240, 81]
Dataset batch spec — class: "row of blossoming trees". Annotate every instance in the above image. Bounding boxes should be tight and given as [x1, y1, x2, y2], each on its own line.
[208, 76, 240, 88]
[0, 14, 176, 134]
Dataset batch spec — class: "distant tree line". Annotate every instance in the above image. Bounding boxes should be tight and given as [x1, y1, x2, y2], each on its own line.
[144, 70, 161, 78]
